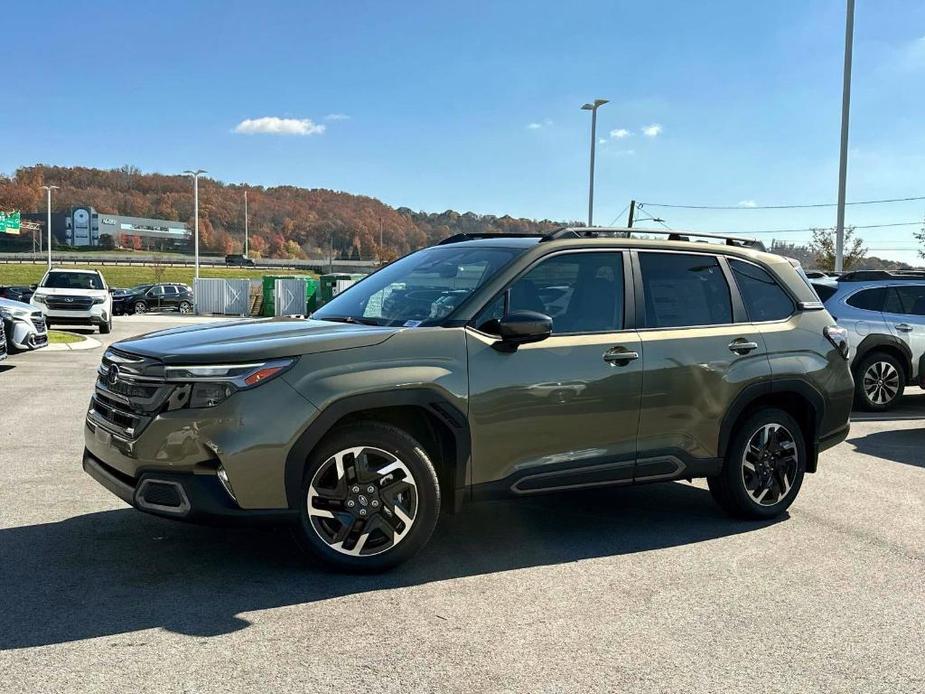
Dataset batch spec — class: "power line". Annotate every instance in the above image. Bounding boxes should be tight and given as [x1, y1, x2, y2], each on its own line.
[744, 221, 923, 235]
[638, 195, 925, 210]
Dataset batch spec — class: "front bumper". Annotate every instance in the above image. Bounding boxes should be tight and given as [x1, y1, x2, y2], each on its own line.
[4, 318, 47, 350]
[38, 304, 109, 326]
[83, 449, 297, 525]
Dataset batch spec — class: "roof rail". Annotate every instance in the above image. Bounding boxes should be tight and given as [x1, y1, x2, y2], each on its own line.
[836, 269, 925, 282]
[437, 232, 546, 245]
[541, 226, 767, 252]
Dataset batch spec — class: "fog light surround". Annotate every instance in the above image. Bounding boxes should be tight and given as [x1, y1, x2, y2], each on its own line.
[217, 465, 238, 504]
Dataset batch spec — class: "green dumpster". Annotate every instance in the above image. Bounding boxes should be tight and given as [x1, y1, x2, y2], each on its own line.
[319, 273, 367, 305]
[261, 275, 320, 316]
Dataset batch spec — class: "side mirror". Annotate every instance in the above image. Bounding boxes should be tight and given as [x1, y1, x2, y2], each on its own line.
[30, 284, 38, 290]
[494, 310, 552, 352]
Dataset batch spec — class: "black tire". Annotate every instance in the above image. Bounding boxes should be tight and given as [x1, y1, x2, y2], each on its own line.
[295, 422, 440, 572]
[853, 351, 904, 411]
[708, 408, 806, 520]
[133, 301, 147, 315]
[179, 301, 193, 314]
[99, 318, 111, 335]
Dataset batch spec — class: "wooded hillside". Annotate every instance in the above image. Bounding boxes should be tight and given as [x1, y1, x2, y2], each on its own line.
[0, 165, 567, 259]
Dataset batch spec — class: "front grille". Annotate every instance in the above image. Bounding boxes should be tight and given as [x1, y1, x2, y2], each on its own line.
[47, 295, 94, 311]
[90, 348, 173, 439]
[30, 313, 46, 333]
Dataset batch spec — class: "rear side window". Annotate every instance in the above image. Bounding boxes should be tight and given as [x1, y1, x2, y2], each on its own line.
[729, 260, 795, 322]
[639, 253, 732, 328]
[846, 288, 886, 312]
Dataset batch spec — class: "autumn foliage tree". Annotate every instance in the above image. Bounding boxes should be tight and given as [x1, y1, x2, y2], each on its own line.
[0, 165, 566, 259]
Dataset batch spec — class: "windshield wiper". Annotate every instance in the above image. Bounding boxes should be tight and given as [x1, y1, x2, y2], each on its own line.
[316, 315, 383, 326]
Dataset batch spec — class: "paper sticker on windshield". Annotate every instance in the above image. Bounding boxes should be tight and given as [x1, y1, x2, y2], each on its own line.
[403, 320, 422, 327]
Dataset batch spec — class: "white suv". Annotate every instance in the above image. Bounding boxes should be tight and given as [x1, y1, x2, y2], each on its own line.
[31, 268, 113, 334]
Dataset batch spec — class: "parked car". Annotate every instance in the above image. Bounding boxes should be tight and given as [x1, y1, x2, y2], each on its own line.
[30, 268, 112, 334]
[83, 228, 853, 571]
[0, 297, 48, 351]
[0, 285, 35, 304]
[0, 313, 7, 362]
[113, 283, 194, 315]
[819, 270, 925, 410]
[225, 254, 255, 267]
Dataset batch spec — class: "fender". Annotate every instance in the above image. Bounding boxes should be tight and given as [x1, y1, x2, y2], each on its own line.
[718, 379, 825, 472]
[284, 389, 471, 512]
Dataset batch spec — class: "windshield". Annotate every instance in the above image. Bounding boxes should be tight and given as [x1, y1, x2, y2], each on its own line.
[313, 246, 518, 326]
[128, 284, 153, 293]
[41, 271, 105, 290]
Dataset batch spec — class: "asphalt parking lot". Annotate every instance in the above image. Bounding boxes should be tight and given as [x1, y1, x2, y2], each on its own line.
[1, 316, 923, 693]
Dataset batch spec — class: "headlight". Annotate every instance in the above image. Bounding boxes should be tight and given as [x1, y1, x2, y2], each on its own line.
[0, 308, 31, 320]
[165, 358, 296, 409]
[92, 297, 106, 305]
[32, 295, 46, 305]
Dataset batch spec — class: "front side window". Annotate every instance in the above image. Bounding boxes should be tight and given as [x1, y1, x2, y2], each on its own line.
[41, 271, 104, 290]
[846, 288, 886, 312]
[729, 259, 794, 322]
[884, 285, 925, 316]
[476, 252, 624, 334]
[639, 253, 732, 328]
[312, 246, 518, 326]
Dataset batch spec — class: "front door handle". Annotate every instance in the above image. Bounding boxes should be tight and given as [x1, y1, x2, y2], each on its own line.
[603, 347, 639, 366]
[895, 323, 914, 333]
[728, 339, 759, 355]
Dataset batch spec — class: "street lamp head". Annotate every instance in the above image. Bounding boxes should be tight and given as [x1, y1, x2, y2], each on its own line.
[594, 98, 609, 107]
[40, 185, 59, 191]
[581, 99, 608, 111]
[182, 169, 207, 177]
[581, 103, 594, 110]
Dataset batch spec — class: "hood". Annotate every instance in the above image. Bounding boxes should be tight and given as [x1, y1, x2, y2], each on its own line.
[33, 286, 108, 298]
[0, 297, 35, 313]
[113, 317, 400, 364]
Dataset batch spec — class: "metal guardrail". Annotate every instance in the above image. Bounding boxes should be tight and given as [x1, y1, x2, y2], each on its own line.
[0, 253, 378, 274]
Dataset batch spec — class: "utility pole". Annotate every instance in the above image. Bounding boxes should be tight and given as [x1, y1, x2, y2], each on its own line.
[40, 185, 58, 270]
[834, 0, 855, 273]
[378, 216, 383, 263]
[244, 189, 249, 258]
[626, 200, 636, 228]
[580, 99, 608, 227]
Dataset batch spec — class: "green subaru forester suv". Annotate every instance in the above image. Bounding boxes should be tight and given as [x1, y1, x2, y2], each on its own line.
[84, 229, 853, 571]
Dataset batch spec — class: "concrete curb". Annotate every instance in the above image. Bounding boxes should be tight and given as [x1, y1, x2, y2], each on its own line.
[44, 333, 102, 351]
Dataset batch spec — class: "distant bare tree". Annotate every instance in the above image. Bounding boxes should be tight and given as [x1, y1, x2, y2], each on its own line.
[151, 255, 165, 283]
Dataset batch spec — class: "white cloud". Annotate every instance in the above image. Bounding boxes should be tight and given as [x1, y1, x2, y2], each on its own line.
[641, 123, 663, 137]
[325, 113, 350, 121]
[527, 122, 543, 129]
[738, 199, 758, 208]
[599, 139, 607, 144]
[527, 118, 553, 130]
[234, 116, 326, 136]
[899, 35, 925, 70]
[609, 128, 631, 139]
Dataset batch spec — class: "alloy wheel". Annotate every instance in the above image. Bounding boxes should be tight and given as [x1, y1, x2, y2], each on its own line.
[134, 302, 147, 314]
[179, 302, 193, 314]
[741, 423, 798, 507]
[307, 446, 418, 557]
[862, 361, 900, 406]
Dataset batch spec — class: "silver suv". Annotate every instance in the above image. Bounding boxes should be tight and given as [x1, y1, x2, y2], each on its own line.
[816, 270, 925, 410]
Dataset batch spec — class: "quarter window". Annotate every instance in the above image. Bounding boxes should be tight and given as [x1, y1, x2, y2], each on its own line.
[729, 259, 794, 322]
[846, 288, 886, 312]
[477, 252, 624, 334]
[639, 253, 732, 328]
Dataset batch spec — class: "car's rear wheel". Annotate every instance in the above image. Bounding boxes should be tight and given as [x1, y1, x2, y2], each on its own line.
[708, 408, 806, 520]
[295, 422, 440, 572]
[179, 301, 193, 314]
[854, 352, 904, 411]
[134, 301, 147, 314]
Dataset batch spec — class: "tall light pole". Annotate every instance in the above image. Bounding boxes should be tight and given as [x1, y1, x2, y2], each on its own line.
[183, 170, 207, 279]
[243, 189, 249, 258]
[581, 99, 608, 227]
[40, 185, 58, 270]
[834, 0, 855, 272]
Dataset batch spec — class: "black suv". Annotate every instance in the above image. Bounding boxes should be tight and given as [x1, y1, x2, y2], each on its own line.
[113, 283, 194, 315]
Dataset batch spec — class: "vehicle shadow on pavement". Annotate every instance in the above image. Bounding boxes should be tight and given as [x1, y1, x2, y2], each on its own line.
[0, 482, 783, 650]
[847, 429, 925, 468]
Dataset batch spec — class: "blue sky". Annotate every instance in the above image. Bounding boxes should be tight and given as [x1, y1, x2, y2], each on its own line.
[2, 0, 925, 262]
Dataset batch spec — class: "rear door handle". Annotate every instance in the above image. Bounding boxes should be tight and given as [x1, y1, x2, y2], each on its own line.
[895, 323, 914, 333]
[728, 339, 759, 355]
[603, 347, 639, 365]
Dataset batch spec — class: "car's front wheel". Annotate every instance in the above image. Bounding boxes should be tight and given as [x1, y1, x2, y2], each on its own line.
[295, 422, 440, 572]
[179, 300, 193, 314]
[708, 408, 806, 520]
[133, 301, 147, 314]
